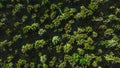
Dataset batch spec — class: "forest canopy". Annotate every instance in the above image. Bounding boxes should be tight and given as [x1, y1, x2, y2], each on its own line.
[0, 0, 120, 68]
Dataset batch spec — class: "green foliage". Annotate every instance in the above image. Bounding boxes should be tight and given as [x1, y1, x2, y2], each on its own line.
[7, 55, 14, 62]
[12, 3, 23, 15]
[42, 63, 48, 68]
[0, 0, 120, 68]
[56, 45, 62, 53]
[4, 62, 13, 68]
[50, 4, 63, 15]
[104, 28, 114, 36]
[0, 22, 5, 27]
[27, 5, 33, 13]
[38, 29, 46, 36]
[84, 43, 95, 50]
[85, 26, 93, 33]
[30, 62, 35, 68]
[105, 52, 120, 63]
[72, 53, 79, 62]
[106, 39, 118, 48]
[21, 44, 33, 53]
[99, 38, 118, 48]
[41, 0, 49, 6]
[79, 54, 95, 66]
[79, 57, 88, 65]
[23, 26, 31, 33]
[23, 23, 39, 33]
[13, 35, 22, 42]
[63, 43, 73, 53]
[92, 31, 98, 38]
[49, 57, 56, 67]
[5, 28, 12, 35]
[88, 2, 98, 10]
[0, 40, 7, 47]
[40, 55, 47, 63]
[52, 36, 61, 45]
[92, 61, 97, 67]
[22, 15, 28, 22]
[0, 3, 3, 9]
[31, 23, 39, 30]
[77, 48, 85, 55]
[16, 59, 26, 68]
[58, 61, 66, 68]
[75, 34, 87, 45]
[74, 6, 93, 19]
[34, 39, 46, 49]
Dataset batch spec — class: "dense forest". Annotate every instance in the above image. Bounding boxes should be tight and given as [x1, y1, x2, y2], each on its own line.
[0, 0, 120, 68]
